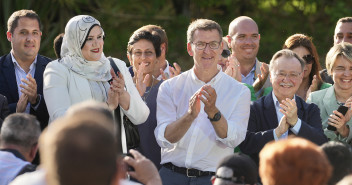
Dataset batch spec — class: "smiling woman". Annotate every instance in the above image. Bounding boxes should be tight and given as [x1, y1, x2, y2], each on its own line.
[307, 43, 352, 143]
[126, 28, 163, 169]
[43, 15, 149, 154]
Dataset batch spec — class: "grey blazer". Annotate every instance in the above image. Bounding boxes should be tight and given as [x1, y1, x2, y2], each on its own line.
[307, 86, 352, 143]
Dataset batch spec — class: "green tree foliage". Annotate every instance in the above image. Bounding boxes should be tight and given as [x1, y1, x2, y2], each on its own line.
[1, 0, 351, 70]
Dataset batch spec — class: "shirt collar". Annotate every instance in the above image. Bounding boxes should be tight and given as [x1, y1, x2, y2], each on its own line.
[190, 65, 223, 85]
[11, 51, 38, 71]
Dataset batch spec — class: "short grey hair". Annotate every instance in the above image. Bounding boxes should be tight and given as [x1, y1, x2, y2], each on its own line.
[187, 19, 222, 43]
[269, 49, 305, 73]
[0, 113, 41, 149]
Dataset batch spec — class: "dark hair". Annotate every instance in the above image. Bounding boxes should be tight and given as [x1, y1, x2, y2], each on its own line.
[217, 153, 258, 184]
[54, 33, 64, 58]
[140, 25, 168, 54]
[127, 30, 161, 57]
[283, 34, 323, 88]
[7, 9, 42, 34]
[321, 141, 352, 185]
[81, 24, 101, 49]
[337, 17, 352, 24]
[187, 19, 223, 43]
[0, 113, 40, 149]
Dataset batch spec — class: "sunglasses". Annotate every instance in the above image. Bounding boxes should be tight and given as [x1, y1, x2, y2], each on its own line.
[302, 54, 314, 64]
[221, 49, 231, 58]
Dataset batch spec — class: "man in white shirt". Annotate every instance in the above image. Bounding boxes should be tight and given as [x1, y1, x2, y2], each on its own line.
[227, 16, 271, 94]
[239, 49, 327, 165]
[0, 113, 40, 185]
[155, 19, 251, 185]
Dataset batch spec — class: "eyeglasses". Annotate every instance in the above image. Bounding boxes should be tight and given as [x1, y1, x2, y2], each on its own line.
[192, 41, 221, 50]
[221, 49, 231, 58]
[132, 51, 155, 58]
[302, 54, 314, 64]
[275, 72, 302, 80]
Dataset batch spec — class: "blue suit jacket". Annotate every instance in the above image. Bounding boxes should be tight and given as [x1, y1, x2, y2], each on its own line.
[239, 92, 328, 164]
[0, 53, 51, 130]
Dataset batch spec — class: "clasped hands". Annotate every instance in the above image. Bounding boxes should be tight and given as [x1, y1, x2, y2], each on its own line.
[187, 84, 218, 120]
[275, 98, 298, 137]
[16, 73, 38, 112]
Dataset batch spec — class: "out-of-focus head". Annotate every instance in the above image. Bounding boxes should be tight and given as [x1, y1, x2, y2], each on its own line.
[269, 49, 304, 101]
[321, 141, 352, 185]
[228, 16, 260, 63]
[283, 33, 321, 81]
[212, 153, 258, 185]
[6, 9, 42, 62]
[0, 113, 41, 162]
[127, 30, 161, 75]
[259, 137, 332, 185]
[40, 100, 118, 185]
[334, 17, 352, 45]
[61, 15, 104, 61]
[53, 33, 64, 58]
[186, 19, 223, 73]
[337, 175, 352, 185]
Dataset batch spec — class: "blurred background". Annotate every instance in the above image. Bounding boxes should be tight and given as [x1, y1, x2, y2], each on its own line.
[0, 0, 351, 70]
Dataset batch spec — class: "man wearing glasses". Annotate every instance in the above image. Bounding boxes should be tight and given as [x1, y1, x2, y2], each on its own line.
[227, 16, 271, 96]
[155, 19, 251, 185]
[239, 49, 328, 166]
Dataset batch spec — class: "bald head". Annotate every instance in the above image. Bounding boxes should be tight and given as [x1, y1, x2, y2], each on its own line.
[228, 16, 259, 37]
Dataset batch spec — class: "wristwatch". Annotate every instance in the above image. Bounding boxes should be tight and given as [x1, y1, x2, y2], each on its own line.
[208, 111, 221, 122]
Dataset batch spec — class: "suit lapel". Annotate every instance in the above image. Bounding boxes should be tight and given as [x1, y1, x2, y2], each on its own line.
[323, 87, 337, 116]
[264, 92, 279, 128]
[2, 54, 19, 101]
[295, 96, 304, 120]
[34, 55, 46, 94]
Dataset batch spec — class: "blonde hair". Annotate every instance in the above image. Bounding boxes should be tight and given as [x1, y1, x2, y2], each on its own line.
[326, 43, 352, 75]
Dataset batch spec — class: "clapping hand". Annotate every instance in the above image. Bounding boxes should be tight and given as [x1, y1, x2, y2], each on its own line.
[253, 63, 269, 92]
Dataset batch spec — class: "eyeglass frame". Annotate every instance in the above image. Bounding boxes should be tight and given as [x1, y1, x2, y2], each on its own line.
[274, 71, 302, 80]
[191, 40, 222, 50]
[302, 54, 315, 64]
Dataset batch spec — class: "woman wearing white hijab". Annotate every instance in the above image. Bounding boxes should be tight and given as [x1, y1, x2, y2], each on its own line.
[43, 15, 149, 153]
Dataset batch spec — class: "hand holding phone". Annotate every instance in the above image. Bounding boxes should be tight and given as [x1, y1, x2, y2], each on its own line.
[327, 105, 349, 131]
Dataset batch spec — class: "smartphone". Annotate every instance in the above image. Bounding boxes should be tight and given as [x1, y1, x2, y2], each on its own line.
[327, 105, 349, 131]
[122, 153, 135, 171]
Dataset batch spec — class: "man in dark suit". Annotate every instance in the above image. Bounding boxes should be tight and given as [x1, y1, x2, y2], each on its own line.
[0, 10, 51, 130]
[239, 49, 328, 164]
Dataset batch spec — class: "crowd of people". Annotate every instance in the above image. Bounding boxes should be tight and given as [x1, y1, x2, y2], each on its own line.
[0, 9, 352, 185]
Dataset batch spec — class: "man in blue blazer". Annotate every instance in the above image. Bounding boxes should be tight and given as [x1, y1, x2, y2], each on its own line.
[239, 49, 328, 165]
[0, 10, 51, 130]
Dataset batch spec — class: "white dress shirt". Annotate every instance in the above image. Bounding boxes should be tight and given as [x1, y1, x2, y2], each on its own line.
[11, 52, 38, 113]
[155, 66, 250, 172]
[272, 92, 302, 140]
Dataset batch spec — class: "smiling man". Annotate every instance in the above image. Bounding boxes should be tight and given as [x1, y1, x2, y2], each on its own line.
[239, 49, 328, 165]
[227, 16, 271, 94]
[0, 10, 51, 130]
[155, 19, 250, 185]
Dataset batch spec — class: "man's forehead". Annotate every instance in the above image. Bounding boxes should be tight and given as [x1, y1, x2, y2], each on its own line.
[15, 17, 40, 31]
[193, 29, 221, 41]
[233, 20, 258, 35]
[335, 22, 352, 34]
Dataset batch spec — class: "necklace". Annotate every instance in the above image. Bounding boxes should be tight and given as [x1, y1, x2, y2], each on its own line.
[143, 76, 156, 104]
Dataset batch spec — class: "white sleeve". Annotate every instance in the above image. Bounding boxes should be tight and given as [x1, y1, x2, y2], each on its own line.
[216, 86, 250, 148]
[154, 80, 176, 148]
[113, 58, 149, 124]
[43, 61, 71, 121]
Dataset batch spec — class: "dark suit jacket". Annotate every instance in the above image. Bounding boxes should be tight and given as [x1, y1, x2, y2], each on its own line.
[239, 92, 328, 164]
[0, 53, 51, 130]
[0, 94, 10, 127]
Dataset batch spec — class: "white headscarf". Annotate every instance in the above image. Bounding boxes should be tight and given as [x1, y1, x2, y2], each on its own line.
[60, 15, 111, 81]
